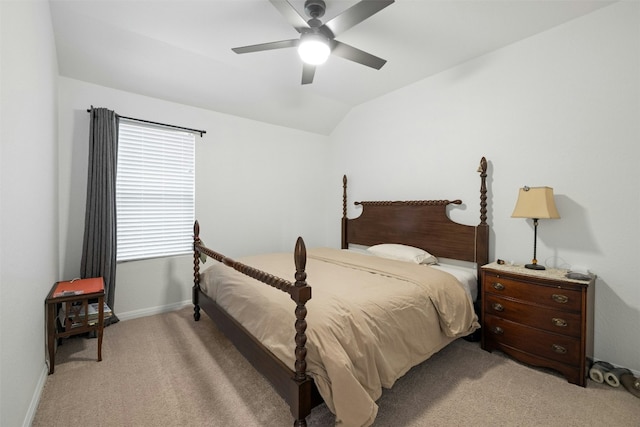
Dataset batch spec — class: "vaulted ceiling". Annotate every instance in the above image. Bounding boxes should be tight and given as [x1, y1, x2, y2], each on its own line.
[50, 0, 613, 135]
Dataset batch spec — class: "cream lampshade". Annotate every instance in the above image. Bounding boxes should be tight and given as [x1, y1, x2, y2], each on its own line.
[511, 186, 560, 270]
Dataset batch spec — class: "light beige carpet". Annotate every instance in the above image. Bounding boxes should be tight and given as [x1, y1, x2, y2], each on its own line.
[33, 307, 639, 426]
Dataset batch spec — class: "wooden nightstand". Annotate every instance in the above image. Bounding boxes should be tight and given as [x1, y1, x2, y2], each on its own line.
[480, 262, 595, 386]
[45, 278, 106, 374]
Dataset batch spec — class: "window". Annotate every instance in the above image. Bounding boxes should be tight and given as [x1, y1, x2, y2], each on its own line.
[116, 120, 195, 261]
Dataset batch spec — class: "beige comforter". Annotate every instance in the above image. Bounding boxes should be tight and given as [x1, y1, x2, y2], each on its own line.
[199, 248, 479, 427]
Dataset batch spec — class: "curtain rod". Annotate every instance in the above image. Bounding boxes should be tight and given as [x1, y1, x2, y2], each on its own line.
[87, 108, 206, 137]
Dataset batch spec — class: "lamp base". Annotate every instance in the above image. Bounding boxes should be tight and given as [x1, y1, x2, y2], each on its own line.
[525, 263, 546, 270]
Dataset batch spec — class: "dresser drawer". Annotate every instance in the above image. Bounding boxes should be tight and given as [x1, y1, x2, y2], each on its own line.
[484, 314, 581, 365]
[483, 273, 582, 312]
[484, 293, 582, 337]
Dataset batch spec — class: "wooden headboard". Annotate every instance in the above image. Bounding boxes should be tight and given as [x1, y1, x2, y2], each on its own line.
[341, 157, 489, 278]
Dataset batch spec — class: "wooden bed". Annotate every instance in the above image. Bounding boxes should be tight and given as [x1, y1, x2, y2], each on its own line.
[192, 156, 489, 427]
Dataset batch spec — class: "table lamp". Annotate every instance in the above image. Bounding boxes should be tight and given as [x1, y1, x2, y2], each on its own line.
[511, 186, 560, 270]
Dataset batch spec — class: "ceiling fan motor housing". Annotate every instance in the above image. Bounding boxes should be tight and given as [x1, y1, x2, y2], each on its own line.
[305, 0, 326, 19]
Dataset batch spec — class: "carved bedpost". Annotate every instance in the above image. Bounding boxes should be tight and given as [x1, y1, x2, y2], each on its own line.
[193, 220, 201, 321]
[291, 237, 312, 427]
[291, 237, 311, 382]
[341, 175, 348, 249]
[476, 157, 490, 279]
[478, 157, 488, 226]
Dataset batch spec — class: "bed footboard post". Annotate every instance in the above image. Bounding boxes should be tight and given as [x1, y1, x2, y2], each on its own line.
[193, 220, 201, 321]
[291, 237, 311, 381]
[290, 237, 312, 427]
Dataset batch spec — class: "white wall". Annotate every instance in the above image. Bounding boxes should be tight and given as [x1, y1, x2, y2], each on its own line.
[58, 78, 329, 319]
[328, 2, 640, 372]
[0, 1, 60, 426]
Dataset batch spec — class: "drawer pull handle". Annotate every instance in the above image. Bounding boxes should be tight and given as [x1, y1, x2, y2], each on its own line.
[552, 318, 567, 327]
[491, 303, 504, 312]
[552, 344, 567, 354]
[491, 326, 504, 335]
[493, 282, 505, 291]
[552, 294, 569, 304]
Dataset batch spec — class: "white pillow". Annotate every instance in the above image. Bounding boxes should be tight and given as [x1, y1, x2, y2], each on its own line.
[367, 244, 438, 265]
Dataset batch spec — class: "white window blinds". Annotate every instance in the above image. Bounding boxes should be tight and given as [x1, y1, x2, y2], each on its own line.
[116, 120, 195, 261]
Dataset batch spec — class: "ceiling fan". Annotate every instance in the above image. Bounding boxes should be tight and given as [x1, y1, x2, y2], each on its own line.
[232, 0, 395, 85]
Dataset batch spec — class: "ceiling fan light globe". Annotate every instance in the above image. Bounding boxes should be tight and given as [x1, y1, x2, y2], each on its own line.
[298, 34, 330, 65]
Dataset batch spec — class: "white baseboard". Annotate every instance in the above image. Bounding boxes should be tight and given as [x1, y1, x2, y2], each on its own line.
[24, 365, 49, 427]
[116, 300, 192, 322]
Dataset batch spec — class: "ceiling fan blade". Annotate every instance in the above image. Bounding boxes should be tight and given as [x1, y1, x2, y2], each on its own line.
[324, 0, 394, 36]
[232, 39, 298, 54]
[301, 63, 316, 85]
[331, 40, 386, 70]
[269, 0, 310, 33]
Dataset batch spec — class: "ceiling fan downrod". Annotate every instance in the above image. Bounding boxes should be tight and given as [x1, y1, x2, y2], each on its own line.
[304, 0, 326, 20]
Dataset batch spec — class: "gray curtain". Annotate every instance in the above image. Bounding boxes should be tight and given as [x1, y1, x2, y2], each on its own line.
[81, 107, 119, 324]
